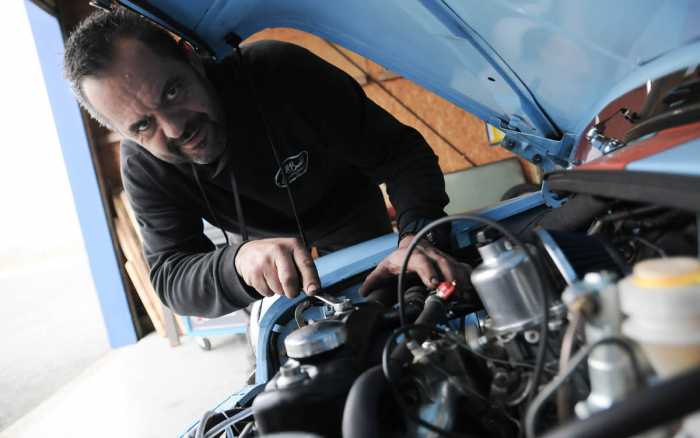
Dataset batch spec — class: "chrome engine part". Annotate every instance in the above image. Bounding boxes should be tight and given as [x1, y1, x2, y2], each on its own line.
[284, 320, 348, 359]
[562, 272, 641, 418]
[470, 238, 547, 334]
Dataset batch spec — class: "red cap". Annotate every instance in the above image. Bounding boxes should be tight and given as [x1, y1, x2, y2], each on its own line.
[436, 281, 457, 300]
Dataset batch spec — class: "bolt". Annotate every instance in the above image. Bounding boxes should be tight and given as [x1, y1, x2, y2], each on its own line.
[502, 139, 515, 149]
[421, 341, 437, 352]
[524, 330, 540, 344]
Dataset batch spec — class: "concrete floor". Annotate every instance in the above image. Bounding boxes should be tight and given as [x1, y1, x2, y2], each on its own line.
[1, 250, 252, 438]
[0, 251, 109, 431]
[0, 333, 252, 438]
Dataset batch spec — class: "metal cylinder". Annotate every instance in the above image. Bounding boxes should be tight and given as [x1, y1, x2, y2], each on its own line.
[284, 320, 347, 359]
[569, 273, 639, 418]
[470, 239, 543, 333]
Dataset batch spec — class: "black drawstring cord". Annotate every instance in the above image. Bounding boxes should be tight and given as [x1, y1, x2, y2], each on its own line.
[191, 164, 231, 246]
[232, 42, 309, 249]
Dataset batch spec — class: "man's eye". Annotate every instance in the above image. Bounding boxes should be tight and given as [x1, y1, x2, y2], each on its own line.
[136, 118, 151, 133]
[165, 85, 179, 102]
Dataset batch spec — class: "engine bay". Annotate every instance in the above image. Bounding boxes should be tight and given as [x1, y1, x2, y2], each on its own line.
[188, 193, 700, 438]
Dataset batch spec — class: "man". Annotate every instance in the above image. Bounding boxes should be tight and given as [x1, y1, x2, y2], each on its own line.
[64, 9, 470, 317]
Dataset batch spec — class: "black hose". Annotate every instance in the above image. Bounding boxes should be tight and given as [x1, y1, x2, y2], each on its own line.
[415, 295, 448, 327]
[342, 365, 387, 438]
[391, 294, 447, 364]
[540, 365, 700, 438]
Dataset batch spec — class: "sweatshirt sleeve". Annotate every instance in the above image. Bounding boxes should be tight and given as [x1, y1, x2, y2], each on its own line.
[121, 145, 261, 318]
[248, 41, 449, 238]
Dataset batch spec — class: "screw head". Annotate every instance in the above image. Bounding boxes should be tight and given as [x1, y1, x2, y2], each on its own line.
[524, 330, 540, 344]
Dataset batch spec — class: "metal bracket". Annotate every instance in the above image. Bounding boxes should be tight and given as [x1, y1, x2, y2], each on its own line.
[499, 123, 576, 172]
[586, 126, 625, 155]
[541, 180, 568, 208]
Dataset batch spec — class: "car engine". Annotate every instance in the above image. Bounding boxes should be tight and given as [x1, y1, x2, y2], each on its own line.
[189, 194, 700, 438]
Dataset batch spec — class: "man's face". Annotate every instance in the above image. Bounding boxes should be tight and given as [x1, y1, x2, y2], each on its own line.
[82, 38, 227, 165]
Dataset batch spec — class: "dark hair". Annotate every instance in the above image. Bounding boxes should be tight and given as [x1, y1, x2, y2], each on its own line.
[63, 7, 183, 126]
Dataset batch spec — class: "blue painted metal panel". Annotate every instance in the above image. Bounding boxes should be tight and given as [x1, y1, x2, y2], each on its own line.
[119, 0, 700, 164]
[627, 138, 700, 177]
[25, 1, 137, 347]
[445, 0, 700, 135]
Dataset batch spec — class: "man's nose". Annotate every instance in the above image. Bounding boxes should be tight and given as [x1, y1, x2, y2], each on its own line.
[157, 111, 187, 140]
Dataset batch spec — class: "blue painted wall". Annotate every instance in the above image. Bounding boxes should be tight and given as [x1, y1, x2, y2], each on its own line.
[24, 1, 137, 347]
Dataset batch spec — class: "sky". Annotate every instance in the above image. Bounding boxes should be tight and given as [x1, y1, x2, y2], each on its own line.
[0, 1, 85, 266]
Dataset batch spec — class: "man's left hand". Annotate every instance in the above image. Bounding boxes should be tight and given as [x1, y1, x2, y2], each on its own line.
[358, 235, 471, 296]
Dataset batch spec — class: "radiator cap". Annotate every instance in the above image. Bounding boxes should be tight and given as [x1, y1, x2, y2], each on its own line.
[285, 320, 347, 359]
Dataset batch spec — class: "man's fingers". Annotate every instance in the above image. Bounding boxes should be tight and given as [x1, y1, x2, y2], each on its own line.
[433, 255, 456, 284]
[251, 273, 274, 297]
[275, 254, 300, 298]
[263, 264, 285, 297]
[359, 263, 392, 296]
[292, 246, 320, 295]
[234, 238, 320, 298]
[407, 252, 440, 289]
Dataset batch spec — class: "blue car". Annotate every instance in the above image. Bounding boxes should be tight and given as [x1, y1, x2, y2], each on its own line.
[107, 1, 700, 437]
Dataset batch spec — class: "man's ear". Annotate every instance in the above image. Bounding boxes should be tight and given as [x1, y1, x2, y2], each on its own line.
[178, 39, 206, 76]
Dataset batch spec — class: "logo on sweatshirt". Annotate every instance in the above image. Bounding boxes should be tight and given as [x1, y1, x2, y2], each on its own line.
[275, 150, 309, 188]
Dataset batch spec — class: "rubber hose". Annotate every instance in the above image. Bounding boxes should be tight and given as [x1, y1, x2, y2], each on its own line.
[415, 295, 447, 327]
[541, 365, 700, 438]
[342, 365, 387, 438]
[391, 295, 446, 363]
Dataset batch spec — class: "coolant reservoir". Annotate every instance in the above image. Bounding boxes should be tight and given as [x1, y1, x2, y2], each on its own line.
[619, 257, 700, 377]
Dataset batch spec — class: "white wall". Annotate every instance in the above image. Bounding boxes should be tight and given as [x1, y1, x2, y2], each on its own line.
[0, 1, 85, 270]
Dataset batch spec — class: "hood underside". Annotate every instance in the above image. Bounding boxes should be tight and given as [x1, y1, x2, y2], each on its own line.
[119, 0, 700, 169]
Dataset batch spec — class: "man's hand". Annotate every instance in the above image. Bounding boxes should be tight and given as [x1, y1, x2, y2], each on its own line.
[359, 235, 471, 296]
[234, 237, 320, 298]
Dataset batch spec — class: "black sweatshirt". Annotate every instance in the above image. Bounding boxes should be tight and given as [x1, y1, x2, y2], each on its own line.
[121, 40, 448, 318]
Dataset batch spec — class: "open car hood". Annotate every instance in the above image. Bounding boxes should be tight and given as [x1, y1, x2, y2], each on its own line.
[118, 0, 700, 170]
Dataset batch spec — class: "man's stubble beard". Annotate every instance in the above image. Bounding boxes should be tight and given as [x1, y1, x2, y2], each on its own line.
[167, 116, 228, 165]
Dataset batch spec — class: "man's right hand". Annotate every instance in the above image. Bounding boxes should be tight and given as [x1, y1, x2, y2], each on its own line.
[234, 237, 320, 299]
